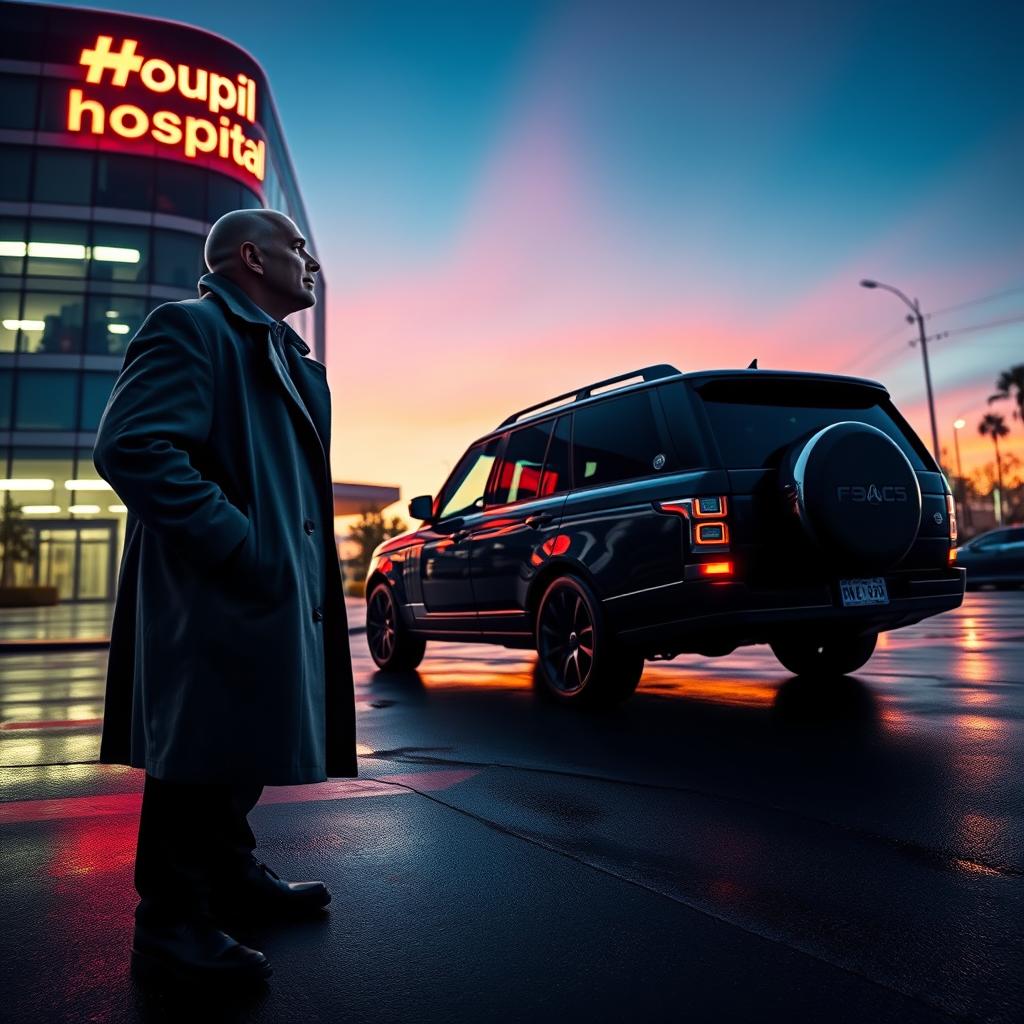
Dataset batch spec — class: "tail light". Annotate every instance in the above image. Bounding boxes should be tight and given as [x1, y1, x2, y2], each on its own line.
[695, 522, 729, 545]
[700, 561, 733, 576]
[945, 494, 957, 545]
[692, 496, 727, 517]
[656, 496, 733, 575]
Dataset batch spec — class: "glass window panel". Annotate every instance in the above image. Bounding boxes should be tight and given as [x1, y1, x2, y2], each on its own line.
[27, 220, 89, 279]
[90, 223, 150, 284]
[79, 372, 118, 431]
[207, 174, 243, 222]
[14, 371, 78, 430]
[95, 154, 155, 210]
[153, 230, 204, 288]
[76, 446, 111, 485]
[0, 292, 21, 354]
[0, 370, 12, 429]
[571, 392, 672, 488]
[697, 381, 930, 471]
[8, 448, 75, 513]
[491, 421, 553, 505]
[19, 293, 85, 354]
[0, 74, 38, 130]
[85, 295, 148, 355]
[0, 3, 45, 63]
[0, 147, 32, 201]
[37, 77, 76, 133]
[438, 438, 500, 520]
[239, 186, 263, 210]
[540, 415, 571, 496]
[34, 149, 94, 205]
[155, 161, 207, 221]
[0, 216, 26, 276]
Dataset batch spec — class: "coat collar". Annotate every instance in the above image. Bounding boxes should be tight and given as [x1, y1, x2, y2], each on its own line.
[198, 272, 312, 356]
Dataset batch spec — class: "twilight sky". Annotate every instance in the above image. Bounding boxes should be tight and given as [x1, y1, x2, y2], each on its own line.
[37, 0, 1024, 513]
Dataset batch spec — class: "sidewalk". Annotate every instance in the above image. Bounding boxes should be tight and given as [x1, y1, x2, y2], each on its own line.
[0, 596, 366, 653]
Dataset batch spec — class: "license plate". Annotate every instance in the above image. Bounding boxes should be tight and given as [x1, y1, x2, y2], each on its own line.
[839, 577, 889, 607]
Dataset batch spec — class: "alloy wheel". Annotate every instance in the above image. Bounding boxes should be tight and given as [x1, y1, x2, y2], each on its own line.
[539, 586, 595, 695]
[367, 586, 397, 664]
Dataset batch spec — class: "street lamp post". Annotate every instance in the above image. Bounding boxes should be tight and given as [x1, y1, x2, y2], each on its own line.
[859, 279, 941, 463]
[952, 418, 965, 480]
[952, 417, 969, 530]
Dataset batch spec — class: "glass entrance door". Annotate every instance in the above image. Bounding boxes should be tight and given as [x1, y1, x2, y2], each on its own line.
[77, 528, 115, 599]
[28, 520, 118, 601]
[37, 528, 77, 600]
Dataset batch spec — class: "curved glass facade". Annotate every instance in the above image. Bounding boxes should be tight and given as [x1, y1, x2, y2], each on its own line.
[0, 1, 326, 601]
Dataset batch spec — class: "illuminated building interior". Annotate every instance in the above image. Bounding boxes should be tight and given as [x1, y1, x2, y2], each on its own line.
[0, 2, 387, 601]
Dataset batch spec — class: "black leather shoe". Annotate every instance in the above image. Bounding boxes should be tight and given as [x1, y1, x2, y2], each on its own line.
[211, 860, 331, 921]
[130, 920, 272, 986]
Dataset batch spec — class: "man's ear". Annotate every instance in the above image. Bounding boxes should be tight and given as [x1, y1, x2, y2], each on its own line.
[240, 241, 264, 276]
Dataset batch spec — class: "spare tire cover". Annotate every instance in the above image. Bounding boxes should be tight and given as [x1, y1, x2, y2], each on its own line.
[782, 422, 922, 570]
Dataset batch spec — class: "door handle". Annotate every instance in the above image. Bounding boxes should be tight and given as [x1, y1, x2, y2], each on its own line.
[525, 513, 553, 529]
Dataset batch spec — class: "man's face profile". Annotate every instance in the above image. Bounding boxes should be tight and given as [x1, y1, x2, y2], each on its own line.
[248, 214, 321, 312]
[205, 209, 321, 319]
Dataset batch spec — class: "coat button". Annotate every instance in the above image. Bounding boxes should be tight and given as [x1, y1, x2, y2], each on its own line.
[312, 606, 324, 623]
[304, 518, 315, 535]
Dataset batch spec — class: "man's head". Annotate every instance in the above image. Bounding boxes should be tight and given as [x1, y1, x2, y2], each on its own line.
[204, 209, 320, 321]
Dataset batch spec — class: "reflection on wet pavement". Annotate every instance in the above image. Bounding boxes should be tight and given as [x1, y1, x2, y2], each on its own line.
[1, 593, 1020, 768]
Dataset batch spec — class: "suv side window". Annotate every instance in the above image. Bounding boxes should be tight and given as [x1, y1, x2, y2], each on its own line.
[436, 438, 500, 520]
[572, 391, 672, 488]
[491, 420, 553, 505]
[540, 415, 571, 496]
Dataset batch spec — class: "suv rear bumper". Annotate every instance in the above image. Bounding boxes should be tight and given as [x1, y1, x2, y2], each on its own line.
[612, 567, 965, 653]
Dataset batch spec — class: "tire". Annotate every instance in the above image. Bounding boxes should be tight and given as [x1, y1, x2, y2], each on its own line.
[366, 583, 426, 671]
[770, 633, 877, 676]
[535, 575, 643, 705]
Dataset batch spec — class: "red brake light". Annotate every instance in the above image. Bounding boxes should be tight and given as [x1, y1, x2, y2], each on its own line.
[700, 561, 733, 576]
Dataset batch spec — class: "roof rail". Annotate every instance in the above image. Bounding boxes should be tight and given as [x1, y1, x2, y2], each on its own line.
[497, 364, 681, 429]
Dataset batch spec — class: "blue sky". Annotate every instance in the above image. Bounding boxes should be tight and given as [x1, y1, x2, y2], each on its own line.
[33, 0, 1024, 497]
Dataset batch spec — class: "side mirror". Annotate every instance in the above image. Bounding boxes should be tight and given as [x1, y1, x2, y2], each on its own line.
[409, 494, 434, 521]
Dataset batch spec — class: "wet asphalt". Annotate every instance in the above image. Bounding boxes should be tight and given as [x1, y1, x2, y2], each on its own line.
[0, 592, 1021, 1023]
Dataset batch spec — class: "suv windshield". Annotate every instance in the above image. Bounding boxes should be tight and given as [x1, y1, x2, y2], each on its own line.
[694, 378, 931, 470]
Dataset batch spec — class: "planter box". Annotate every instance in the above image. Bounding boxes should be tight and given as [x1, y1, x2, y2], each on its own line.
[0, 586, 60, 607]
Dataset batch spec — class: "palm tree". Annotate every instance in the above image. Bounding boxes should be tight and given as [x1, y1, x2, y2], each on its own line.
[988, 363, 1024, 426]
[978, 412, 1010, 523]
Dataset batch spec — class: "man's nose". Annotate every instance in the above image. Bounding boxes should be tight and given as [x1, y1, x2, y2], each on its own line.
[306, 253, 321, 273]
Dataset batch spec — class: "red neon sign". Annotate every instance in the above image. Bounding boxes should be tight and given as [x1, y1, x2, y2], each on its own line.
[67, 35, 266, 183]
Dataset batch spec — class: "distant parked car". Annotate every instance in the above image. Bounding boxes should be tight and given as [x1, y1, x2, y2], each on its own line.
[956, 526, 1024, 589]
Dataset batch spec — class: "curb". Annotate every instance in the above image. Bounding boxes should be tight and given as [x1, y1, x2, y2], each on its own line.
[0, 625, 367, 654]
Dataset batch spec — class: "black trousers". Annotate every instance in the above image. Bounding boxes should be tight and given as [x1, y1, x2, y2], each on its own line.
[134, 772, 264, 927]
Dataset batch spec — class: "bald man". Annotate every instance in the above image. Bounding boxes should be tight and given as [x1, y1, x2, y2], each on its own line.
[93, 209, 357, 986]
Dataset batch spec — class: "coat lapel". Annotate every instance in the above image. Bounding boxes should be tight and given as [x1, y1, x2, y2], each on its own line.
[195, 273, 333, 474]
[263, 332, 332, 466]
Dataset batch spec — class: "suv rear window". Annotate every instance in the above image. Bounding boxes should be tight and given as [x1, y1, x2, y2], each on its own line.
[572, 391, 672, 487]
[695, 378, 931, 470]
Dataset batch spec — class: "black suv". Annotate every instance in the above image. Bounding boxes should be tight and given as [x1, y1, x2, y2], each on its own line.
[365, 365, 965, 703]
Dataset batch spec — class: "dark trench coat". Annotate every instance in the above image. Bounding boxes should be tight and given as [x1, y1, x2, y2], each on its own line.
[93, 272, 357, 784]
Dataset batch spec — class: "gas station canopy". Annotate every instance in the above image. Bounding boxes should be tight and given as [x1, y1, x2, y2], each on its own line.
[332, 482, 401, 516]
